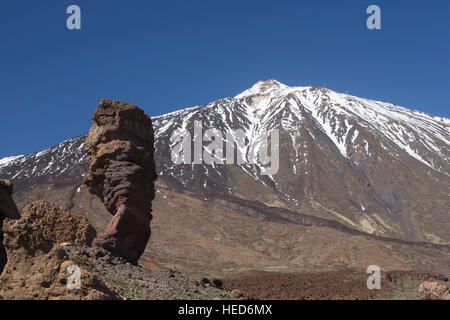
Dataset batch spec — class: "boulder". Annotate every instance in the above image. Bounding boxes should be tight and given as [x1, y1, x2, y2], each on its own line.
[0, 180, 20, 220]
[84, 99, 157, 263]
[0, 201, 115, 300]
[17, 201, 96, 247]
[230, 289, 244, 298]
[0, 179, 20, 275]
[418, 281, 450, 300]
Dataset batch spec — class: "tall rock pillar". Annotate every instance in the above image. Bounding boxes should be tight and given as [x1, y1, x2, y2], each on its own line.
[84, 99, 157, 263]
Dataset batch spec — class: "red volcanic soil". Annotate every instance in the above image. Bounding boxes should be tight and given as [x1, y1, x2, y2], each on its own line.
[222, 269, 448, 300]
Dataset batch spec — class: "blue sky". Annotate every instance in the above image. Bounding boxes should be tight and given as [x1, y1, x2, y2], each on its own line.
[0, 0, 449, 158]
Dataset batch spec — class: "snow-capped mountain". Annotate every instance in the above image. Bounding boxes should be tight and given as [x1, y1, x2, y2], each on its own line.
[0, 135, 87, 188]
[1, 80, 449, 244]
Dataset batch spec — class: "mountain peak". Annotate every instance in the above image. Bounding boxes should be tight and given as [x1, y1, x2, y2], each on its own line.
[256, 78, 286, 87]
[235, 79, 289, 99]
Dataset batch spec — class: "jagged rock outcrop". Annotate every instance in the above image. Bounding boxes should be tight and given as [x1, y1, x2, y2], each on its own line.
[419, 281, 450, 300]
[84, 99, 157, 263]
[0, 201, 116, 300]
[13, 201, 96, 247]
[0, 179, 20, 275]
[0, 180, 20, 220]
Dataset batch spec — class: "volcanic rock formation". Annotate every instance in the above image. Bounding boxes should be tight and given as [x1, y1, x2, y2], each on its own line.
[418, 281, 450, 300]
[0, 179, 20, 275]
[0, 201, 115, 300]
[84, 99, 157, 263]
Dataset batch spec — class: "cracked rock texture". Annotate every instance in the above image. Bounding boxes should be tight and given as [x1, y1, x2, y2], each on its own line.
[84, 99, 157, 263]
[0, 179, 21, 275]
[0, 201, 115, 300]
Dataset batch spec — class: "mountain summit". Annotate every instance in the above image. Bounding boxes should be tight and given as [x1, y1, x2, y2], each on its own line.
[235, 79, 290, 98]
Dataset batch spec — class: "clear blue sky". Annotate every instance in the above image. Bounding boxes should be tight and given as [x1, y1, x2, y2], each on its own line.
[0, 0, 449, 158]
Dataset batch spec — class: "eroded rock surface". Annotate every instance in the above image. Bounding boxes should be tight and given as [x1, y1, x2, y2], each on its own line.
[419, 281, 450, 300]
[0, 179, 20, 275]
[17, 201, 96, 247]
[0, 201, 115, 300]
[84, 99, 157, 263]
[0, 180, 20, 220]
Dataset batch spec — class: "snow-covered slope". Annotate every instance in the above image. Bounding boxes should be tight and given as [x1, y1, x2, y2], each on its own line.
[152, 79, 449, 183]
[149, 80, 449, 244]
[234, 79, 449, 171]
[0, 135, 87, 187]
[0, 155, 24, 168]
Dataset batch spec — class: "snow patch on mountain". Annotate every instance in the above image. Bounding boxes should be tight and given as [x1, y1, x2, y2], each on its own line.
[0, 155, 24, 168]
[0, 136, 87, 184]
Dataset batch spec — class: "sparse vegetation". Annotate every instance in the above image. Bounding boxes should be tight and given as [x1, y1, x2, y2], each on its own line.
[70, 254, 89, 266]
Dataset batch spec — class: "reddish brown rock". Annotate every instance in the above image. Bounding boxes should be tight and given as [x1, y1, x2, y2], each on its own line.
[18, 201, 96, 247]
[0, 201, 116, 300]
[0, 180, 20, 220]
[419, 281, 450, 300]
[0, 179, 20, 275]
[84, 99, 157, 263]
[230, 289, 243, 298]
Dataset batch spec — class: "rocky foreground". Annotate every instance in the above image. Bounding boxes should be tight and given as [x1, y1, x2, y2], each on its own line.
[0, 201, 235, 300]
[0, 201, 448, 300]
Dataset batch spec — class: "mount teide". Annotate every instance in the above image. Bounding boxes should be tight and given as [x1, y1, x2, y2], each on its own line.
[1, 80, 449, 274]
